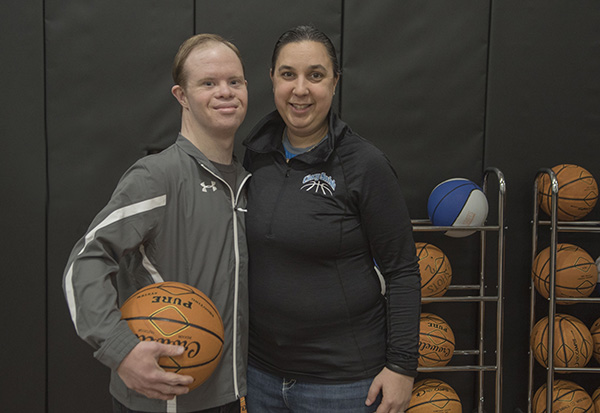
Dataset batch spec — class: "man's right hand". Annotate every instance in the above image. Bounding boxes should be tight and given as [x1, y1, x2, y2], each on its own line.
[117, 341, 194, 400]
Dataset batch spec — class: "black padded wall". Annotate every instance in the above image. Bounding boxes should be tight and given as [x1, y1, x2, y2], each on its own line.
[194, 0, 343, 159]
[342, 4, 493, 411]
[0, 1, 46, 411]
[44, 2, 343, 412]
[3, 1, 600, 412]
[343, 1, 490, 215]
[45, 2, 193, 411]
[486, 1, 600, 407]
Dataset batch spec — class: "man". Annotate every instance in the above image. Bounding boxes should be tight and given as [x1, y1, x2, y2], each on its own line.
[63, 34, 250, 413]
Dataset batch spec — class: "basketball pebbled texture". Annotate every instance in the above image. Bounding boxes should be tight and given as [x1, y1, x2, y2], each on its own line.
[593, 386, 600, 412]
[537, 163, 598, 221]
[532, 379, 594, 413]
[415, 242, 452, 297]
[591, 317, 600, 364]
[418, 313, 455, 367]
[407, 378, 462, 413]
[427, 178, 489, 238]
[532, 243, 597, 301]
[530, 313, 593, 369]
[121, 281, 225, 390]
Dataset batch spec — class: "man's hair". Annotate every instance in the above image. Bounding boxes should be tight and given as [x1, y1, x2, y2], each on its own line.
[172, 33, 245, 86]
[271, 25, 341, 78]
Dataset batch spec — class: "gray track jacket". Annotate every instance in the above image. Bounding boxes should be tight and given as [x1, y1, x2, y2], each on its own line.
[63, 134, 251, 412]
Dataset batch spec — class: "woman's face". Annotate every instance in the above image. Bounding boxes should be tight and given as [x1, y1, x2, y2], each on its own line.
[271, 41, 339, 145]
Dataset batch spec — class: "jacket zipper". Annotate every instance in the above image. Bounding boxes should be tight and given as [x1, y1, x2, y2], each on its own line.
[266, 164, 292, 237]
[201, 164, 251, 399]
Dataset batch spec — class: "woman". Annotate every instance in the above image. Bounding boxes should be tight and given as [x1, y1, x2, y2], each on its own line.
[243, 25, 421, 413]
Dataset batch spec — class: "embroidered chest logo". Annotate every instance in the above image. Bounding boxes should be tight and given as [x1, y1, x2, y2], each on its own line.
[301, 172, 336, 195]
[200, 181, 217, 192]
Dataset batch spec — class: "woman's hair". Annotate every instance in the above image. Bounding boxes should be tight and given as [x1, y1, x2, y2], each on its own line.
[172, 33, 245, 86]
[271, 25, 341, 78]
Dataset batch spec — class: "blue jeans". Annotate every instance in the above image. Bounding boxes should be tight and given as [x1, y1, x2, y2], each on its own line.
[112, 397, 241, 413]
[246, 365, 382, 413]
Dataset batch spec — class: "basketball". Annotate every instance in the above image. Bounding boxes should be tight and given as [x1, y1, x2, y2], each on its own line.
[595, 254, 600, 295]
[593, 387, 600, 412]
[531, 243, 597, 301]
[530, 314, 593, 368]
[418, 313, 455, 367]
[537, 163, 598, 221]
[120, 281, 225, 390]
[532, 379, 594, 413]
[427, 178, 489, 238]
[407, 378, 462, 412]
[591, 317, 600, 364]
[415, 242, 452, 297]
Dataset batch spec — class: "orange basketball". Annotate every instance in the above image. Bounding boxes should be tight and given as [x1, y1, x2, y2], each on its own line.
[532, 379, 594, 413]
[530, 314, 593, 368]
[120, 281, 224, 390]
[591, 317, 600, 364]
[415, 242, 452, 297]
[407, 378, 462, 412]
[537, 163, 598, 221]
[532, 243, 597, 301]
[592, 387, 600, 412]
[418, 313, 455, 367]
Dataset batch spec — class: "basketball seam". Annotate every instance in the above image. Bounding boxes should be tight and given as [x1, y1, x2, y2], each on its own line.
[123, 316, 224, 343]
[431, 183, 473, 223]
[160, 348, 223, 370]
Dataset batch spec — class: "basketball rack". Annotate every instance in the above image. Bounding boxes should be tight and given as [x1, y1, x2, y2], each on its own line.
[412, 167, 506, 413]
[527, 168, 600, 412]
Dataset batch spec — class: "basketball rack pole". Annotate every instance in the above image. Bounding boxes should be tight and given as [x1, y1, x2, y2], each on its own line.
[483, 167, 506, 413]
[528, 169, 558, 413]
[412, 166, 506, 413]
[546, 171, 559, 413]
[529, 168, 600, 412]
[527, 175, 541, 413]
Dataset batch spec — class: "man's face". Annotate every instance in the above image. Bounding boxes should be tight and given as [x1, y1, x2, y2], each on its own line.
[178, 43, 248, 137]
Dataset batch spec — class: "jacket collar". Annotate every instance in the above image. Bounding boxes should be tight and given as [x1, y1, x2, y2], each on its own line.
[176, 133, 212, 165]
[243, 110, 349, 165]
[175, 133, 247, 180]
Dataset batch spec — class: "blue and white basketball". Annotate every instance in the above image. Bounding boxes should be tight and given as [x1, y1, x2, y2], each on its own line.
[427, 178, 489, 238]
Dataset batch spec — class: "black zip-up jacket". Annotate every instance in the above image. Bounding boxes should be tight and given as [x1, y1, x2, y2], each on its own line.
[243, 110, 421, 382]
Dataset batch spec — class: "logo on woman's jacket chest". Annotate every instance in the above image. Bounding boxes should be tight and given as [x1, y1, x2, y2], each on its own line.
[301, 172, 336, 195]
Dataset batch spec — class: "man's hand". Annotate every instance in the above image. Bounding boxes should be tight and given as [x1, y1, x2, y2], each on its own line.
[365, 367, 414, 413]
[117, 341, 194, 400]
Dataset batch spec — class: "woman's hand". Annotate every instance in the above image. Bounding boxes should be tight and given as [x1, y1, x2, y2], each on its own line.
[365, 367, 414, 413]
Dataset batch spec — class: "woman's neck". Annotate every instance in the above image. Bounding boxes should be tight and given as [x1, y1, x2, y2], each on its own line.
[286, 124, 329, 149]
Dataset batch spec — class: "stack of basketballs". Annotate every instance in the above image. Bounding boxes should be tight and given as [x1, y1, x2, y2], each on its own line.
[530, 163, 599, 412]
[407, 177, 488, 411]
[408, 165, 600, 411]
[406, 239, 461, 411]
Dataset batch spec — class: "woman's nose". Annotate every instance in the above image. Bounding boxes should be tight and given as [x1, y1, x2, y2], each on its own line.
[292, 77, 309, 96]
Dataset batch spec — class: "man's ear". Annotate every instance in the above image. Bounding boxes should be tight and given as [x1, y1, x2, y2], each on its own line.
[171, 85, 187, 109]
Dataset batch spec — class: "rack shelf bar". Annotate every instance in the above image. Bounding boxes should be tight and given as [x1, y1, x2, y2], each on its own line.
[413, 167, 506, 412]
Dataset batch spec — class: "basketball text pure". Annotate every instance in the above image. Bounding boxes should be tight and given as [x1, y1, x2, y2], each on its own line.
[152, 295, 193, 309]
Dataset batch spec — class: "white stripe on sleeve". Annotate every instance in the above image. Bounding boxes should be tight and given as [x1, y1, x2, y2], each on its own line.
[65, 195, 167, 333]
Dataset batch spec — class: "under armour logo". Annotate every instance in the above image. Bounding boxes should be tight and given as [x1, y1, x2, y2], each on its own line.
[200, 181, 217, 192]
